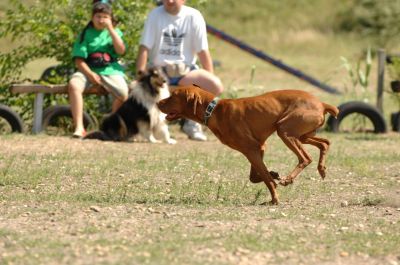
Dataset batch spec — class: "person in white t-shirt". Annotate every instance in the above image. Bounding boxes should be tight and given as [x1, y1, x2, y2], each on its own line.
[136, 0, 224, 141]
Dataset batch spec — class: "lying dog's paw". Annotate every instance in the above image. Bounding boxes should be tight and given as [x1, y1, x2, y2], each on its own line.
[269, 171, 280, 180]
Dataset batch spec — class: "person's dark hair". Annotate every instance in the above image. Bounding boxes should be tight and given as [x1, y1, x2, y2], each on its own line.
[92, 2, 112, 16]
[80, 0, 117, 43]
[92, 0, 114, 5]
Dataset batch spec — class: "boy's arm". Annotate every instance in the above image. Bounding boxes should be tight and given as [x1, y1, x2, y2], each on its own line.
[105, 20, 125, 55]
[75, 58, 102, 85]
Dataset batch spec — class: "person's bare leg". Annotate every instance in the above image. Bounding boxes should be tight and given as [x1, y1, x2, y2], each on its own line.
[111, 98, 126, 113]
[178, 69, 224, 95]
[68, 80, 85, 136]
[178, 69, 224, 141]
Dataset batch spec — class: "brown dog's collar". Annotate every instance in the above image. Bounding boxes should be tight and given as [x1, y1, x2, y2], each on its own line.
[204, 97, 220, 125]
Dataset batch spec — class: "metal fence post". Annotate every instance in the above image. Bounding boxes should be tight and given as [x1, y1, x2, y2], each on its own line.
[377, 49, 385, 113]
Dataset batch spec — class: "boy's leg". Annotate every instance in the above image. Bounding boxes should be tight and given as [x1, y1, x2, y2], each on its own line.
[68, 72, 89, 137]
[101, 75, 129, 112]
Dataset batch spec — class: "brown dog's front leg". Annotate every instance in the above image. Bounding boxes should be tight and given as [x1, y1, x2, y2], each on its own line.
[245, 152, 279, 205]
[250, 167, 280, 183]
[249, 149, 265, 183]
[248, 147, 281, 183]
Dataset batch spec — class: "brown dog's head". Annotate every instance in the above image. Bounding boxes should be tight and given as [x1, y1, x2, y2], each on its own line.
[157, 85, 211, 122]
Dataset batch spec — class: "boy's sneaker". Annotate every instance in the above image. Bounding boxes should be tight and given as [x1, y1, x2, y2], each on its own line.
[182, 119, 207, 141]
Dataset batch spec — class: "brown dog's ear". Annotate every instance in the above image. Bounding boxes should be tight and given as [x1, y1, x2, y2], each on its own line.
[186, 90, 203, 116]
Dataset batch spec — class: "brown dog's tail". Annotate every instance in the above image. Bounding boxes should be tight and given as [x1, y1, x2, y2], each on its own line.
[323, 103, 339, 118]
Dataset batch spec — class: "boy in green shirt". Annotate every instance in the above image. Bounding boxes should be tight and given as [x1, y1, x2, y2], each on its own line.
[69, 0, 128, 138]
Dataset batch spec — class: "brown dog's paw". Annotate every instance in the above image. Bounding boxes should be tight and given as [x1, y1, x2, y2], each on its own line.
[259, 198, 279, 206]
[279, 178, 293, 186]
[270, 198, 279, 205]
[318, 165, 326, 179]
[269, 171, 280, 180]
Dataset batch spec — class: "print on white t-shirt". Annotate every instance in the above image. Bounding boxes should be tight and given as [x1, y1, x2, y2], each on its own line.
[160, 26, 186, 57]
[140, 5, 208, 67]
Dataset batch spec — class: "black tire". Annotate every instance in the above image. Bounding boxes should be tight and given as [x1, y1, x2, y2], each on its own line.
[0, 104, 24, 133]
[326, 101, 387, 133]
[40, 65, 74, 84]
[42, 105, 94, 135]
[391, 111, 400, 132]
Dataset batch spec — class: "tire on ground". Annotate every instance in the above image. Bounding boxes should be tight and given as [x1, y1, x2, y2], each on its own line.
[326, 101, 387, 133]
[42, 105, 94, 131]
[0, 104, 24, 133]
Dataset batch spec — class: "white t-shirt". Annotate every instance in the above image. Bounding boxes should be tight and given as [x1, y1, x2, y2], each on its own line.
[140, 5, 208, 67]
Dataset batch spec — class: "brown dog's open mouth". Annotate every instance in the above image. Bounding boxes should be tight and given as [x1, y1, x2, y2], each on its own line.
[166, 112, 179, 121]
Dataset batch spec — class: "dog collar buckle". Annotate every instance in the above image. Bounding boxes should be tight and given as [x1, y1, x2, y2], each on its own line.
[204, 97, 220, 125]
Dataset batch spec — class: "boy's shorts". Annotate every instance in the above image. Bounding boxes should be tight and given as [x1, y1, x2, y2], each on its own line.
[69, 72, 129, 100]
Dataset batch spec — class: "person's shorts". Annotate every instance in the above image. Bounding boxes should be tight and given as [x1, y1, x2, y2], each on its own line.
[163, 65, 198, 86]
[69, 72, 129, 100]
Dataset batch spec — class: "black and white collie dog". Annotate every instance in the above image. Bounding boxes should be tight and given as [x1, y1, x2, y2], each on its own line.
[84, 67, 176, 144]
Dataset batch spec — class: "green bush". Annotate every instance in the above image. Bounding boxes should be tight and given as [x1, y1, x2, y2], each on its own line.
[335, 0, 400, 47]
[0, 0, 151, 127]
[0, 0, 207, 131]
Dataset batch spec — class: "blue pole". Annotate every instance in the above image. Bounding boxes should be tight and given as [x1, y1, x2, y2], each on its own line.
[207, 24, 341, 95]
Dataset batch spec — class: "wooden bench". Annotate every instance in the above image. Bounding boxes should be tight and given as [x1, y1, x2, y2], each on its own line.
[10, 84, 108, 134]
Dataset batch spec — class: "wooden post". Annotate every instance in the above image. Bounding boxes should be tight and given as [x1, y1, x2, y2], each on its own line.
[377, 49, 385, 113]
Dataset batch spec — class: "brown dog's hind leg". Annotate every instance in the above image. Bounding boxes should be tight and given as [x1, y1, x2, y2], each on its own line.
[276, 111, 325, 185]
[277, 130, 313, 186]
[300, 133, 330, 179]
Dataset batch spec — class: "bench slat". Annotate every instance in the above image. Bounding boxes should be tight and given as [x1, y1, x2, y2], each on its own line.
[10, 84, 108, 95]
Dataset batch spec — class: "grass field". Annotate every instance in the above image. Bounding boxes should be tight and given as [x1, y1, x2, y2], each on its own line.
[1, 0, 400, 264]
[0, 131, 399, 264]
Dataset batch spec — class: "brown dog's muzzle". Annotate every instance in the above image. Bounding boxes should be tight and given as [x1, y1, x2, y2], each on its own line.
[157, 98, 180, 121]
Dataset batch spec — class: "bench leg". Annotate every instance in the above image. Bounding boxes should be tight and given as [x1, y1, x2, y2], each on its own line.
[32, 93, 44, 134]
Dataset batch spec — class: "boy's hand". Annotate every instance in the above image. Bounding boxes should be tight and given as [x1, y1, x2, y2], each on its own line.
[88, 72, 102, 86]
[104, 17, 114, 31]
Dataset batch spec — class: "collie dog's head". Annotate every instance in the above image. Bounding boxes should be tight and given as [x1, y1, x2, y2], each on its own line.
[137, 67, 168, 98]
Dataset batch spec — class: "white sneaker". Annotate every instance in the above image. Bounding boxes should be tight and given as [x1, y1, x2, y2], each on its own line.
[182, 120, 207, 141]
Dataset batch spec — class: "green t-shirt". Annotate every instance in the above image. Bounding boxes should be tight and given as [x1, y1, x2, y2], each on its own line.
[72, 26, 125, 76]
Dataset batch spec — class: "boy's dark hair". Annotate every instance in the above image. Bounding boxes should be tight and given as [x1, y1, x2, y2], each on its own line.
[92, 0, 114, 5]
[80, 0, 117, 43]
[92, 1, 113, 16]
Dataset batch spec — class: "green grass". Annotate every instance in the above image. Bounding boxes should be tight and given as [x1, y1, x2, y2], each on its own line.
[0, 133, 399, 264]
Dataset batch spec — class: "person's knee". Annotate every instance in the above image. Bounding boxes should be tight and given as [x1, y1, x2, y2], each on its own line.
[212, 76, 224, 95]
[118, 88, 129, 102]
[204, 75, 224, 95]
[68, 80, 83, 94]
[120, 94, 128, 102]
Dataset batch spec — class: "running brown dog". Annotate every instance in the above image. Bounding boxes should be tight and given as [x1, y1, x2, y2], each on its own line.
[157, 85, 339, 205]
